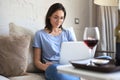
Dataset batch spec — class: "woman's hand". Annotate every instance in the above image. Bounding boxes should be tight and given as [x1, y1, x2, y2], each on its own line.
[42, 62, 53, 71]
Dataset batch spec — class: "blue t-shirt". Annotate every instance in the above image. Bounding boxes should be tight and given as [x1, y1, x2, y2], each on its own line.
[33, 29, 75, 63]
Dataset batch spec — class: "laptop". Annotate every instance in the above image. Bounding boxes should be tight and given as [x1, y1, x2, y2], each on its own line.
[59, 41, 96, 64]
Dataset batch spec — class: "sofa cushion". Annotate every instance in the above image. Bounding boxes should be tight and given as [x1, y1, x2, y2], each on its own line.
[9, 23, 39, 72]
[0, 75, 10, 80]
[9, 73, 45, 80]
[0, 35, 30, 77]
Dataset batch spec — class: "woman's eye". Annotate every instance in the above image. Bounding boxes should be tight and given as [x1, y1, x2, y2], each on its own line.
[52, 16, 64, 20]
[61, 17, 64, 20]
[53, 16, 58, 19]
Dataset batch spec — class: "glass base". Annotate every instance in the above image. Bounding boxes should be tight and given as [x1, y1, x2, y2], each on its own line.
[87, 60, 95, 66]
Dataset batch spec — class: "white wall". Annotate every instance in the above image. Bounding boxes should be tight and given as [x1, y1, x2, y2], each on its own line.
[0, 0, 90, 40]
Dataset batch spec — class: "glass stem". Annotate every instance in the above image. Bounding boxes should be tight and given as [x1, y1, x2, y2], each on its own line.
[89, 48, 93, 65]
[89, 48, 92, 59]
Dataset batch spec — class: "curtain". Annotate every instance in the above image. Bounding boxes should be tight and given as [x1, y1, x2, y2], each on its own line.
[96, 6, 118, 58]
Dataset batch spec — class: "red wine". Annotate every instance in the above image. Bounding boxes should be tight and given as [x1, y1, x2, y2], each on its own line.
[84, 40, 98, 49]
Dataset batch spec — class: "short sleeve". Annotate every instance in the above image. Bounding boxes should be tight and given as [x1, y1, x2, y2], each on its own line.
[33, 31, 41, 48]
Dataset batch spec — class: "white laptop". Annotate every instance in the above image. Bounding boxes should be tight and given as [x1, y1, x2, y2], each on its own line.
[59, 41, 96, 64]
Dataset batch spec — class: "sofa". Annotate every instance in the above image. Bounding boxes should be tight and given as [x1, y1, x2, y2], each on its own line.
[0, 23, 45, 80]
[0, 23, 81, 80]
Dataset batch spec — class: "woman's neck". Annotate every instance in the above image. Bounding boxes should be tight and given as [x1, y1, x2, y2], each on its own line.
[50, 28, 62, 36]
[45, 27, 62, 36]
[52, 27, 61, 32]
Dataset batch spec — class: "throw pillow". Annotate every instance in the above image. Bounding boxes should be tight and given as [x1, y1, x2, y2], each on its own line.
[9, 23, 38, 72]
[0, 35, 30, 77]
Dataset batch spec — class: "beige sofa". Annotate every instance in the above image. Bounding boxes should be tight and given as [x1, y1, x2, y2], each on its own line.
[0, 23, 45, 80]
[0, 23, 79, 80]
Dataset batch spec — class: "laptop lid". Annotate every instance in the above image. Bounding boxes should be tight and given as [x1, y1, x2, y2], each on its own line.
[59, 41, 96, 64]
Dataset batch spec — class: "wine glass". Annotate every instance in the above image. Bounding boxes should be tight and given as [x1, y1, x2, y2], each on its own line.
[83, 27, 100, 65]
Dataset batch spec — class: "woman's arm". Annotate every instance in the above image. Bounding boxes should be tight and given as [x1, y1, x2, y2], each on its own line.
[33, 48, 52, 71]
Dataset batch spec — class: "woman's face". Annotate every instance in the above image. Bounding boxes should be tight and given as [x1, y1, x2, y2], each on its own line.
[50, 10, 64, 28]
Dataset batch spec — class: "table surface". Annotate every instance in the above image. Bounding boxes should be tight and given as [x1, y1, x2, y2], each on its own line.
[57, 61, 120, 80]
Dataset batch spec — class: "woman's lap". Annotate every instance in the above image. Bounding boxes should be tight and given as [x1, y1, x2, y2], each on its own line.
[45, 64, 80, 80]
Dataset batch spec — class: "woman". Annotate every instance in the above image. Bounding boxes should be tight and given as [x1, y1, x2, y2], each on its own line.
[33, 3, 80, 80]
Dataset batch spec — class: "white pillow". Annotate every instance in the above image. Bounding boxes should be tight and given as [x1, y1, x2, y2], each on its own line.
[0, 75, 9, 80]
[65, 27, 77, 41]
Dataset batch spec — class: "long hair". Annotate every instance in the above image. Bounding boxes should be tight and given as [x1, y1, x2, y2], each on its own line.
[45, 3, 66, 33]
